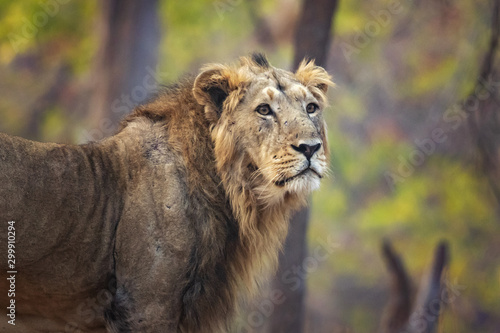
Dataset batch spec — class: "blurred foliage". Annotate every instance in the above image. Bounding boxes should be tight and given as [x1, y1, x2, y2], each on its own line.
[0, 1, 97, 68]
[159, 0, 254, 81]
[308, 1, 500, 332]
[0, 0, 499, 332]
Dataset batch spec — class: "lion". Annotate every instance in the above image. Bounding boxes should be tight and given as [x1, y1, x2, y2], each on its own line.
[0, 53, 333, 333]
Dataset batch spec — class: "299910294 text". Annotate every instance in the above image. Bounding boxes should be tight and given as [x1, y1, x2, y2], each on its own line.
[6, 221, 17, 326]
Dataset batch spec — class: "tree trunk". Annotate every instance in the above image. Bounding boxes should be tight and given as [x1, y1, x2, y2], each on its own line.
[268, 208, 311, 333]
[85, 0, 161, 142]
[267, 0, 339, 332]
[24, 64, 71, 140]
[467, 0, 500, 209]
[292, 0, 339, 70]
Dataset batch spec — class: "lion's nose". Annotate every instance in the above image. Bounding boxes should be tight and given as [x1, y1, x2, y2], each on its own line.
[291, 143, 321, 160]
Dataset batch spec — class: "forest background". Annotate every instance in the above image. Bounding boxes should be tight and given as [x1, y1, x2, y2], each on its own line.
[0, 0, 499, 332]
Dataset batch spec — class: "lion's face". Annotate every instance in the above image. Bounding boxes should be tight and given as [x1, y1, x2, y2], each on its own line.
[230, 69, 328, 194]
[193, 54, 333, 201]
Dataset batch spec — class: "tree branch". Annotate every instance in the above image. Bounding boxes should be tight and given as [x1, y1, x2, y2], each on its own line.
[379, 240, 413, 333]
[467, 0, 500, 208]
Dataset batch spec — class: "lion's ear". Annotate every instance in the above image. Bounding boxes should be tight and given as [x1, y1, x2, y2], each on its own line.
[294, 59, 334, 95]
[193, 65, 237, 122]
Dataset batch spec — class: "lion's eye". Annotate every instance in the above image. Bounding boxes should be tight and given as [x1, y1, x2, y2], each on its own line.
[306, 103, 319, 114]
[256, 104, 273, 116]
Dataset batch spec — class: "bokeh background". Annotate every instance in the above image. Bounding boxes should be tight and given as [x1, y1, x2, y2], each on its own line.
[1, 1, 499, 332]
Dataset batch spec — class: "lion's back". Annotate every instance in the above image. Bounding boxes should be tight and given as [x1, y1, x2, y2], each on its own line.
[0, 133, 119, 314]
[0, 133, 50, 220]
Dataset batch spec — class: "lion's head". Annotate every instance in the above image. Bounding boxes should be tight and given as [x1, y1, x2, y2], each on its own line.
[193, 54, 333, 206]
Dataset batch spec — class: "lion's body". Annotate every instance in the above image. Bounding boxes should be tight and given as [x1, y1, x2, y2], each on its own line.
[0, 55, 332, 332]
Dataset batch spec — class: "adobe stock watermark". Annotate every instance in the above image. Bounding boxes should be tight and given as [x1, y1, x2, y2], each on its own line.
[8, 0, 71, 53]
[339, 0, 406, 63]
[235, 234, 339, 333]
[384, 128, 448, 190]
[81, 66, 169, 143]
[6, 221, 17, 327]
[385, 74, 500, 190]
[213, 0, 242, 20]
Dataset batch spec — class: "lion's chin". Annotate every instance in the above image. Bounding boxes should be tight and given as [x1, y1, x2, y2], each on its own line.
[276, 168, 322, 194]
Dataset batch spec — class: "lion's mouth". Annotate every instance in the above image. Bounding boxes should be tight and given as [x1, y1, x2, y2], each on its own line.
[275, 168, 322, 187]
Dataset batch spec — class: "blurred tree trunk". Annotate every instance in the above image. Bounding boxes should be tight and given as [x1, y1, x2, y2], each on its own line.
[267, 1, 338, 332]
[467, 0, 500, 209]
[24, 64, 71, 140]
[292, 0, 339, 69]
[86, 0, 160, 141]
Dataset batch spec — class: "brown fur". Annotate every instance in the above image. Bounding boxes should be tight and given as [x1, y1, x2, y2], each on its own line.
[0, 54, 333, 332]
